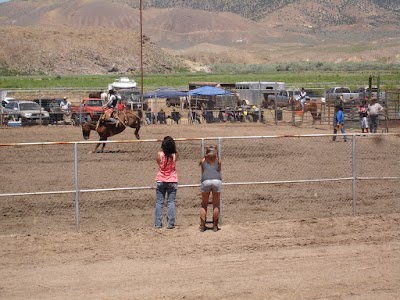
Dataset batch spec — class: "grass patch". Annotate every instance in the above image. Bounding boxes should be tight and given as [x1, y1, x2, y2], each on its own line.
[0, 62, 399, 91]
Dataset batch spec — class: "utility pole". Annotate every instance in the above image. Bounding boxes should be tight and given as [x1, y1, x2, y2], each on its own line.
[139, 0, 144, 114]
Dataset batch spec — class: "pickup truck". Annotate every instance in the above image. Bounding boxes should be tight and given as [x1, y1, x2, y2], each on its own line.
[70, 98, 104, 125]
[325, 87, 359, 104]
[356, 86, 386, 101]
[3, 100, 50, 126]
[265, 90, 310, 108]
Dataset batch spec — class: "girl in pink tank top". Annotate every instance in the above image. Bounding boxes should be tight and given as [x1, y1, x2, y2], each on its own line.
[154, 136, 179, 229]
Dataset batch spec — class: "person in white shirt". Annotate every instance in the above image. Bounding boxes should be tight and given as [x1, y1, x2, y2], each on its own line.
[368, 98, 384, 133]
[59, 97, 71, 123]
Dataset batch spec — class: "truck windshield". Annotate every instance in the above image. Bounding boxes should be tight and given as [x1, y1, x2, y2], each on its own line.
[20, 102, 41, 110]
[336, 88, 351, 93]
[87, 100, 103, 106]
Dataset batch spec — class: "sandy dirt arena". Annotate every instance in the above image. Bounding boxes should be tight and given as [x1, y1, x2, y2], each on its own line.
[0, 120, 400, 300]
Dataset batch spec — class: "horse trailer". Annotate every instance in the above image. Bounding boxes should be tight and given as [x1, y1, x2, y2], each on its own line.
[235, 82, 286, 107]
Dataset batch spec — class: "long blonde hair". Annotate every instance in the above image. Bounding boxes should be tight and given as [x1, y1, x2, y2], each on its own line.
[199, 145, 218, 165]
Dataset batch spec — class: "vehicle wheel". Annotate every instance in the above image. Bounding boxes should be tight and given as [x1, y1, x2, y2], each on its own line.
[269, 100, 275, 108]
[42, 119, 49, 126]
[71, 114, 80, 126]
[245, 115, 253, 122]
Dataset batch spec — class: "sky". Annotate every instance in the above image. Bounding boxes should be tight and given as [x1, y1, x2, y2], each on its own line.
[0, 0, 10, 3]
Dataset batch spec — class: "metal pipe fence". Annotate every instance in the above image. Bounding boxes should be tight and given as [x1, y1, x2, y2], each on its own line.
[0, 134, 399, 234]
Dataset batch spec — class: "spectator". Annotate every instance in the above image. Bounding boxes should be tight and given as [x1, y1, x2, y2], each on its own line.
[116, 99, 126, 112]
[171, 109, 181, 124]
[334, 95, 344, 113]
[199, 145, 222, 232]
[145, 108, 155, 125]
[189, 111, 200, 124]
[218, 108, 225, 122]
[154, 136, 179, 229]
[368, 98, 384, 133]
[332, 104, 347, 142]
[60, 97, 71, 124]
[358, 100, 369, 134]
[49, 98, 62, 124]
[157, 108, 167, 124]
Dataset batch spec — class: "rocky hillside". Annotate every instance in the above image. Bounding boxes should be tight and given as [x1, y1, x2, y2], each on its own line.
[0, 0, 399, 75]
[117, 0, 400, 23]
[0, 25, 196, 75]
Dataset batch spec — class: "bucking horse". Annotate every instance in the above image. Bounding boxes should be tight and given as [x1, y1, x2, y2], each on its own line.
[82, 109, 142, 153]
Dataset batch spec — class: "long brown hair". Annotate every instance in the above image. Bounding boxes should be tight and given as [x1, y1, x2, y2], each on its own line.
[161, 136, 177, 166]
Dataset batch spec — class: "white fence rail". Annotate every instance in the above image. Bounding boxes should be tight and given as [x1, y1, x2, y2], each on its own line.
[1, 134, 399, 234]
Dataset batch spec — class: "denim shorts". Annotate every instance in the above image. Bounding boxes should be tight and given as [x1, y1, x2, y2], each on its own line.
[201, 179, 222, 193]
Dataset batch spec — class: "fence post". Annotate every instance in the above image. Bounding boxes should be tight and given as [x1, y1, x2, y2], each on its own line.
[352, 134, 357, 216]
[218, 138, 223, 226]
[74, 143, 80, 231]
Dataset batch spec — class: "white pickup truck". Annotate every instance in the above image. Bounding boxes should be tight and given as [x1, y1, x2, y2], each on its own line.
[326, 87, 359, 103]
[356, 86, 386, 101]
[266, 89, 310, 108]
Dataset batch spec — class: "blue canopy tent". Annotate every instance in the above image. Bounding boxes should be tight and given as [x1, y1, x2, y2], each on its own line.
[143, 88, 187, 99]
[188, 86, 232, 124]
[188, 86, 231, 96]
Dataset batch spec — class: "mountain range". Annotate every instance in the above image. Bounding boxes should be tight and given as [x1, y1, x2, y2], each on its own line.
[0, 0, 399, 75]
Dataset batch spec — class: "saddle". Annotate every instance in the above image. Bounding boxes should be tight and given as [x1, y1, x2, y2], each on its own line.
[102, 108, 114, 121]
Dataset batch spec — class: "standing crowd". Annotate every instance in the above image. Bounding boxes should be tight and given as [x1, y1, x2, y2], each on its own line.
[332, 96, 385, 141]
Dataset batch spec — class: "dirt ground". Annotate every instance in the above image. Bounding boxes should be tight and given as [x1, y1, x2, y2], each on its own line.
[1, 120, 400, 300]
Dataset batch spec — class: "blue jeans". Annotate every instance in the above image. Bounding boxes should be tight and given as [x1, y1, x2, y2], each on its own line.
[300, 98, 306, 110]
[333, 124, 347, 141]
[155, 182, 177, 228]
[369, 115, 379, 133]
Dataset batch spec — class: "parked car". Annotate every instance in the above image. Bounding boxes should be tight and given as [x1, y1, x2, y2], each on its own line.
[4, 100, 50, 126]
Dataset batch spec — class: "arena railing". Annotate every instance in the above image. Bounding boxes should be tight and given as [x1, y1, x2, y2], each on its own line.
[0, 133, 399, 234]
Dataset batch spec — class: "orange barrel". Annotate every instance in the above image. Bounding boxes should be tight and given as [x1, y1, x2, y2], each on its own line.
[294, 110, 304, 126]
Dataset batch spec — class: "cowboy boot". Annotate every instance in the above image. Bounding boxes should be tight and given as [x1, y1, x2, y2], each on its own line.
[212, 218, 219, 232]
[199, 217, 206, 232]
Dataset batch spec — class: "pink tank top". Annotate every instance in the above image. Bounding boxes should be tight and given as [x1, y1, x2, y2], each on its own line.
[155, 152, 178, 182]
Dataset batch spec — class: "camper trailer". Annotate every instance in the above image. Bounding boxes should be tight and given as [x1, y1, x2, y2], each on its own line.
[108, 77, 137, 91]
[108, 77, 144, 109]
[235, 82, 286, 107]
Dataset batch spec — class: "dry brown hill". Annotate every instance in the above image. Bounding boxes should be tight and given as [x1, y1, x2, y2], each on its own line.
[0, 0, 399, 75]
